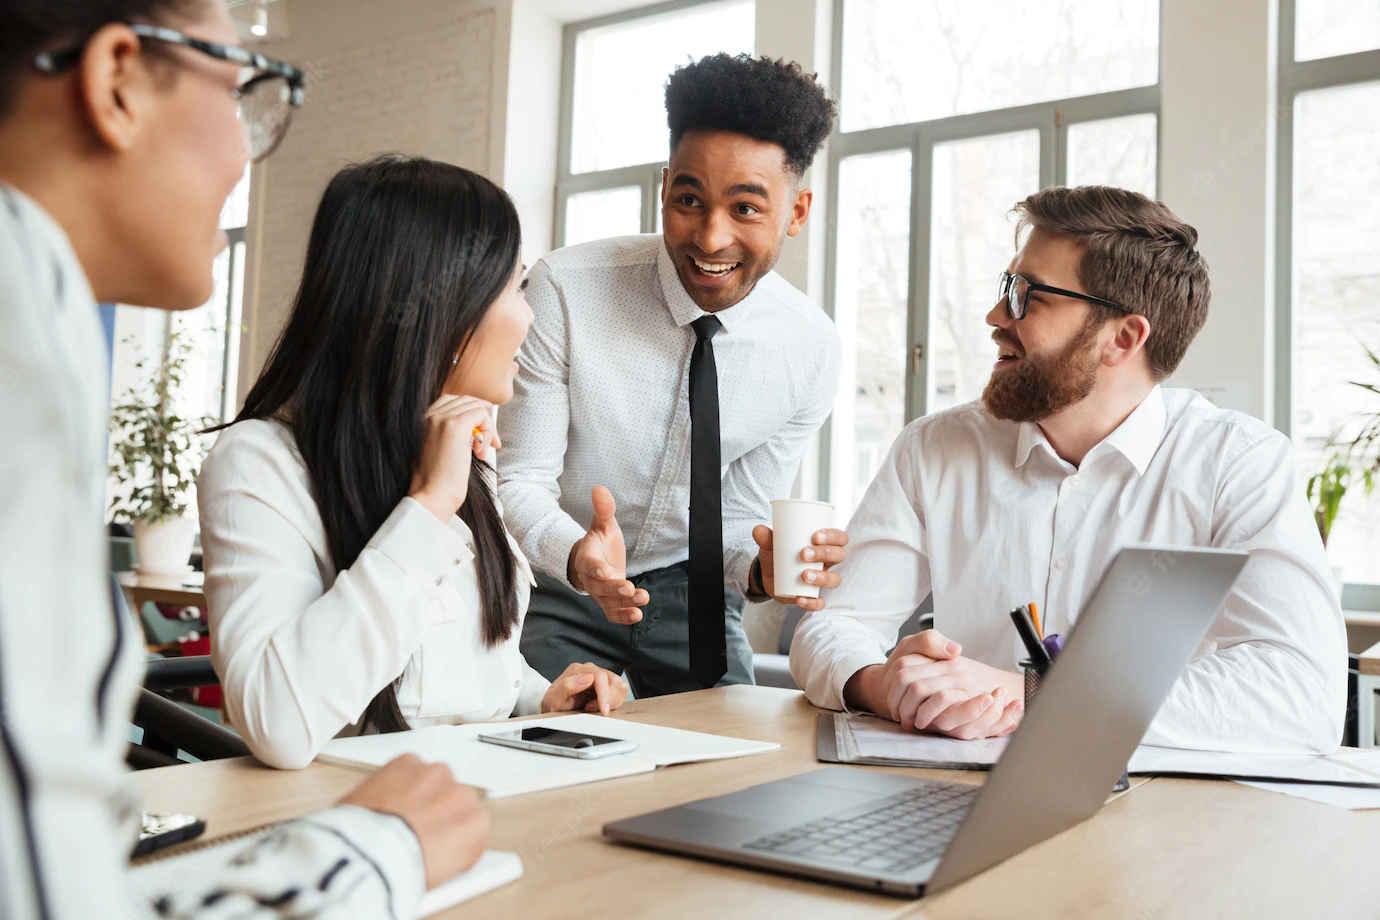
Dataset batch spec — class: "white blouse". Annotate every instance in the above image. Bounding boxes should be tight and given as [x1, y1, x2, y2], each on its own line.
[199, 418, 551, 770]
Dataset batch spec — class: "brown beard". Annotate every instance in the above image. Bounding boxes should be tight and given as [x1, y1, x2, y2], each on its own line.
[981, 319, 1104, 423]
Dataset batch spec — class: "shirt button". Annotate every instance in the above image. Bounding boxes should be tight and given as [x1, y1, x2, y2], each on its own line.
[1054, 557, 1068, 570]
[1068, 474, 1080, 486]
[453, 558, 462, 566]
[434, 576, 444, 586]
[513, 679, 521, 688]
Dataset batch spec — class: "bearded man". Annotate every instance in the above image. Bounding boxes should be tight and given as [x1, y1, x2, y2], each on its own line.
[789, 185, 1347, 755]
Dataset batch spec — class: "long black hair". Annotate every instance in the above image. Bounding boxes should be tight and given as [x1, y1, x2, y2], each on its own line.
[225, 154, 521, 734]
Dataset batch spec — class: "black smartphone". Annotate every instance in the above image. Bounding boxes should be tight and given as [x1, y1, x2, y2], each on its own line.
[478, 726, 638, 759]
[133, 812, 206, 858]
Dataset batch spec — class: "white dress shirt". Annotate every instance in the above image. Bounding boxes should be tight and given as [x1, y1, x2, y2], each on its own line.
[790, 387, 1348, 754]
[0, 182, 427, 919]
[200, 419, 550, 771]
[497, 234, 841, 592]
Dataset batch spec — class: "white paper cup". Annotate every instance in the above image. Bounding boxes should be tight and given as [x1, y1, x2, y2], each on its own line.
[770, 499, 835, 599]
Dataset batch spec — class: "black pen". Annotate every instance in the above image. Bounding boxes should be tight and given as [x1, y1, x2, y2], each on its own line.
[1010, 605, 1052, 673]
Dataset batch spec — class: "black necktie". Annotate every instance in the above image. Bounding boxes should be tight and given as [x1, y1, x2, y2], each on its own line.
[688, 315, 726, 689]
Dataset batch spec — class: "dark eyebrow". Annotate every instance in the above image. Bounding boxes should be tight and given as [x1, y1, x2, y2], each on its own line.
[726, 182, 770, 199]
[669, 173, 702, 189]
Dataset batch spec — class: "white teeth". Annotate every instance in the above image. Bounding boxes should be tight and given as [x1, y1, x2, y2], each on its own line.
[694, 258, 738, 275]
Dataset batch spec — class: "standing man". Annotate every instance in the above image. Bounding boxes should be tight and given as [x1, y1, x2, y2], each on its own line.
[498, 54, 847, 695]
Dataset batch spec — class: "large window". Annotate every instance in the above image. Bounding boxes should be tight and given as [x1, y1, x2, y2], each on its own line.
[1279, 0, 1380, 602]
[556, 0, 755, 248]
[825, 0, 1160, 516]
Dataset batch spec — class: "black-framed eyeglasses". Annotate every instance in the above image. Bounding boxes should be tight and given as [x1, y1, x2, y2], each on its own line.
[33, 23, 305, 162]
[997, 270, 1130, 321]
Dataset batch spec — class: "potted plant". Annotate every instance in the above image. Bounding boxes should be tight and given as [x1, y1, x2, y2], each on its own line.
[108, 328, 214, 575]
[1307, 340, 1380, 596]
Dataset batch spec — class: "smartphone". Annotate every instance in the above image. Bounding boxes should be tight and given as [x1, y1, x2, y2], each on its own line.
[477, 726, 638, 759]
[133, 812, 206, 858]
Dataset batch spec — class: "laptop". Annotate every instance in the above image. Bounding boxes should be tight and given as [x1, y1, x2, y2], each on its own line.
[603, 545, 1249, 897]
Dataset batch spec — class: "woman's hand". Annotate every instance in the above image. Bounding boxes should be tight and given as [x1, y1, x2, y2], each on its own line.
[541, 661, 629, 717]
[408, 395, 498, 522]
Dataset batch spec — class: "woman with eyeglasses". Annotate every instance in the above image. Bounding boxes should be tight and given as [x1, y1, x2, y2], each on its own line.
[197, 154, 629, 772]
[0, 2, 491, 917]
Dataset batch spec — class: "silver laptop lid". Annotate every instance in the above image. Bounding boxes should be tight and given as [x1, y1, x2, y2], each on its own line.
[926, 545, 1247, 893]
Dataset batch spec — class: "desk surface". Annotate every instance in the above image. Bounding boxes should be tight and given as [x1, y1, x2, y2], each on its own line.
[138, 686, 1380, 919]
[117, 569, 206, 609]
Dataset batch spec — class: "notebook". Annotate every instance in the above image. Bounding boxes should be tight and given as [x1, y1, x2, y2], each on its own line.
[318, 712, 782, 798]
[820, 712, 1380, 788]
[129, 823, 522, 918]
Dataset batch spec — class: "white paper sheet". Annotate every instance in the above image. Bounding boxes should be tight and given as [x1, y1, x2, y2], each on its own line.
[837, 713, 1009, 766]
[1127, 746, 1380, 786]
[131, 837, 521, 919]
[1235, 780, 1380, 810]
[318, 713, 780, 798]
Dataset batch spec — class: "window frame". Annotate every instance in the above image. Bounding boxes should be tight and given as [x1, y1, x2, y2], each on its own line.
[1275, 0, 1380, 609]
[818, 0, 1162, 508]
[554, 0, 754, 248]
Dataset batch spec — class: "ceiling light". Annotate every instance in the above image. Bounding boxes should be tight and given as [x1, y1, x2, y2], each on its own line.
[251, 2, 268, 37]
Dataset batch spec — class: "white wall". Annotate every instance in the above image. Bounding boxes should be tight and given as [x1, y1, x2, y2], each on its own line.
[1159, 0, 1279, 423]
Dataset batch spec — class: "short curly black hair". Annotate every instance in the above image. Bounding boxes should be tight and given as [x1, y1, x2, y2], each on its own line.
[665, 53, 837, 179]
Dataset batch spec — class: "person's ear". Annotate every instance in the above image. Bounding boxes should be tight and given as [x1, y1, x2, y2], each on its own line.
[786, 187, 813, 238]
[77, 24, 156, 154]
[1104, 313, 1152, 368]
[659, 166, 669, 206]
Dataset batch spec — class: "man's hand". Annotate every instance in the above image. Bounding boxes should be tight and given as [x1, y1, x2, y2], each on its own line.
[341, 754, 490, 890]
[751, 525, 849, 612]
[844, 629, 1024, 740]
[541, 661, 630, 716]
[568, 486, 648, 624]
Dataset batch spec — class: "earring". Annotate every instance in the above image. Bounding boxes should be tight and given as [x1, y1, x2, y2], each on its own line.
[452, 355, 459, 365]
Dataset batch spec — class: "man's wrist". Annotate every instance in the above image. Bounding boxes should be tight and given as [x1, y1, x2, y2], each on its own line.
[566, 538, 583, 592]
[745, 557, 770, 602]
[842, 664, 883, 715]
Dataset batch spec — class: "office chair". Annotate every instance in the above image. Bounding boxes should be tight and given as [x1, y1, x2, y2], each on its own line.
[130, 655, 250, 769]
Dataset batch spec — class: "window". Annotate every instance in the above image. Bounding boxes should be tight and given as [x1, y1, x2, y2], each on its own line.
[839, 0, 1159, 132]
[556, 0, 755, 247]
[1279, 2, 1380, 600]
[825, 0, 1160, 518]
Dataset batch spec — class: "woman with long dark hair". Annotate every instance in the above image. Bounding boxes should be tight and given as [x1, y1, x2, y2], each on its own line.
[199, 154, 627, 770]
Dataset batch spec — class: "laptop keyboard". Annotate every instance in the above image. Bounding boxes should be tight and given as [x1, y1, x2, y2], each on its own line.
[741, 780, 978, 875]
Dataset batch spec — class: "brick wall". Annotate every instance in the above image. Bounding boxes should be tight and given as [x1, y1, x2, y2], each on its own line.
[242, 0, 499, 386]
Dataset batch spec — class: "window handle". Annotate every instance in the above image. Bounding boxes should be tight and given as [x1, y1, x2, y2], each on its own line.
[912, 343, 925, 374]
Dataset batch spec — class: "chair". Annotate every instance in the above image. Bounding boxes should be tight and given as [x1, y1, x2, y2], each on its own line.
[752, 598, 935, 690]
[130, 655, 250, 768]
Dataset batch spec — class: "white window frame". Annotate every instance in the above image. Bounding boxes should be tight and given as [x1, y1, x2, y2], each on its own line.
[1274, 0, 1380, 609]
[817, 0, 1162, 499]
[553, 0, 754, 247]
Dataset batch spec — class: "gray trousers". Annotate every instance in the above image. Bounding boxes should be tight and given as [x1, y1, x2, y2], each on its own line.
[519, 562, 755, 698]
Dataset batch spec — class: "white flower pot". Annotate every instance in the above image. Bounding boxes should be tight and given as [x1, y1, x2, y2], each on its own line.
[133, 517, 196, 575]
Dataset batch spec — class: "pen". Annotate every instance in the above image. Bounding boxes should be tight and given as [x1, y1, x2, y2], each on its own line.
[1028, 602, 1043, 639]
[1042, 633, 1064, 660]
[1010, 605, 1052, 672]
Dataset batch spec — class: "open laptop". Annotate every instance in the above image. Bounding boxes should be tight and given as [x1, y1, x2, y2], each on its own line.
[603, 545, 1249, 897]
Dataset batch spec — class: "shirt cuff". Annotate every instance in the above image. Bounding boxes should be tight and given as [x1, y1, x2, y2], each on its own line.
[827, 648, 889, 713]
[515, 658, 552, 715]
[725, 541, 758, 596]
[369, 497, 473, 591]
[307, 805, 426, 920]
[534, 513, 589, 593]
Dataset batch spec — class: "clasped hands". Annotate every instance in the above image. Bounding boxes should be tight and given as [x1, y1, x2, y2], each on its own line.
[846, 629, 1025, 740]
[567, 485, 849, 623]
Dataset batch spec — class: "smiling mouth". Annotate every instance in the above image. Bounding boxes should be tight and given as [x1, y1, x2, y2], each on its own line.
[688, 257, 741, 281]
[994, 344, 1024, 367]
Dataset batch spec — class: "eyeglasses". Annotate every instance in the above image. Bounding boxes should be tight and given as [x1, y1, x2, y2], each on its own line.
[996, 270, 1130, 321]
[33, 23, 305, 162]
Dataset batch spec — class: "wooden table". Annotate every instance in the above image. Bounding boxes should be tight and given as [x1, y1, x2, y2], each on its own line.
[137, 686, 1380, 919]
[118, 569, 206, 611]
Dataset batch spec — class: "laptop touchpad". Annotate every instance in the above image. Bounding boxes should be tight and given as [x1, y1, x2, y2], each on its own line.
[685, 779, 878, 823]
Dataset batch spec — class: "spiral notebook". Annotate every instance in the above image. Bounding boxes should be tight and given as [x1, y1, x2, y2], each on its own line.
[129, 822, 521, 918]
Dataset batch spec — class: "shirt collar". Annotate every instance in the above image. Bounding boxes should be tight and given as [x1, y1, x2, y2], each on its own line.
[1013, 386, 1168, 476]
[655, 238, 759, 334]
